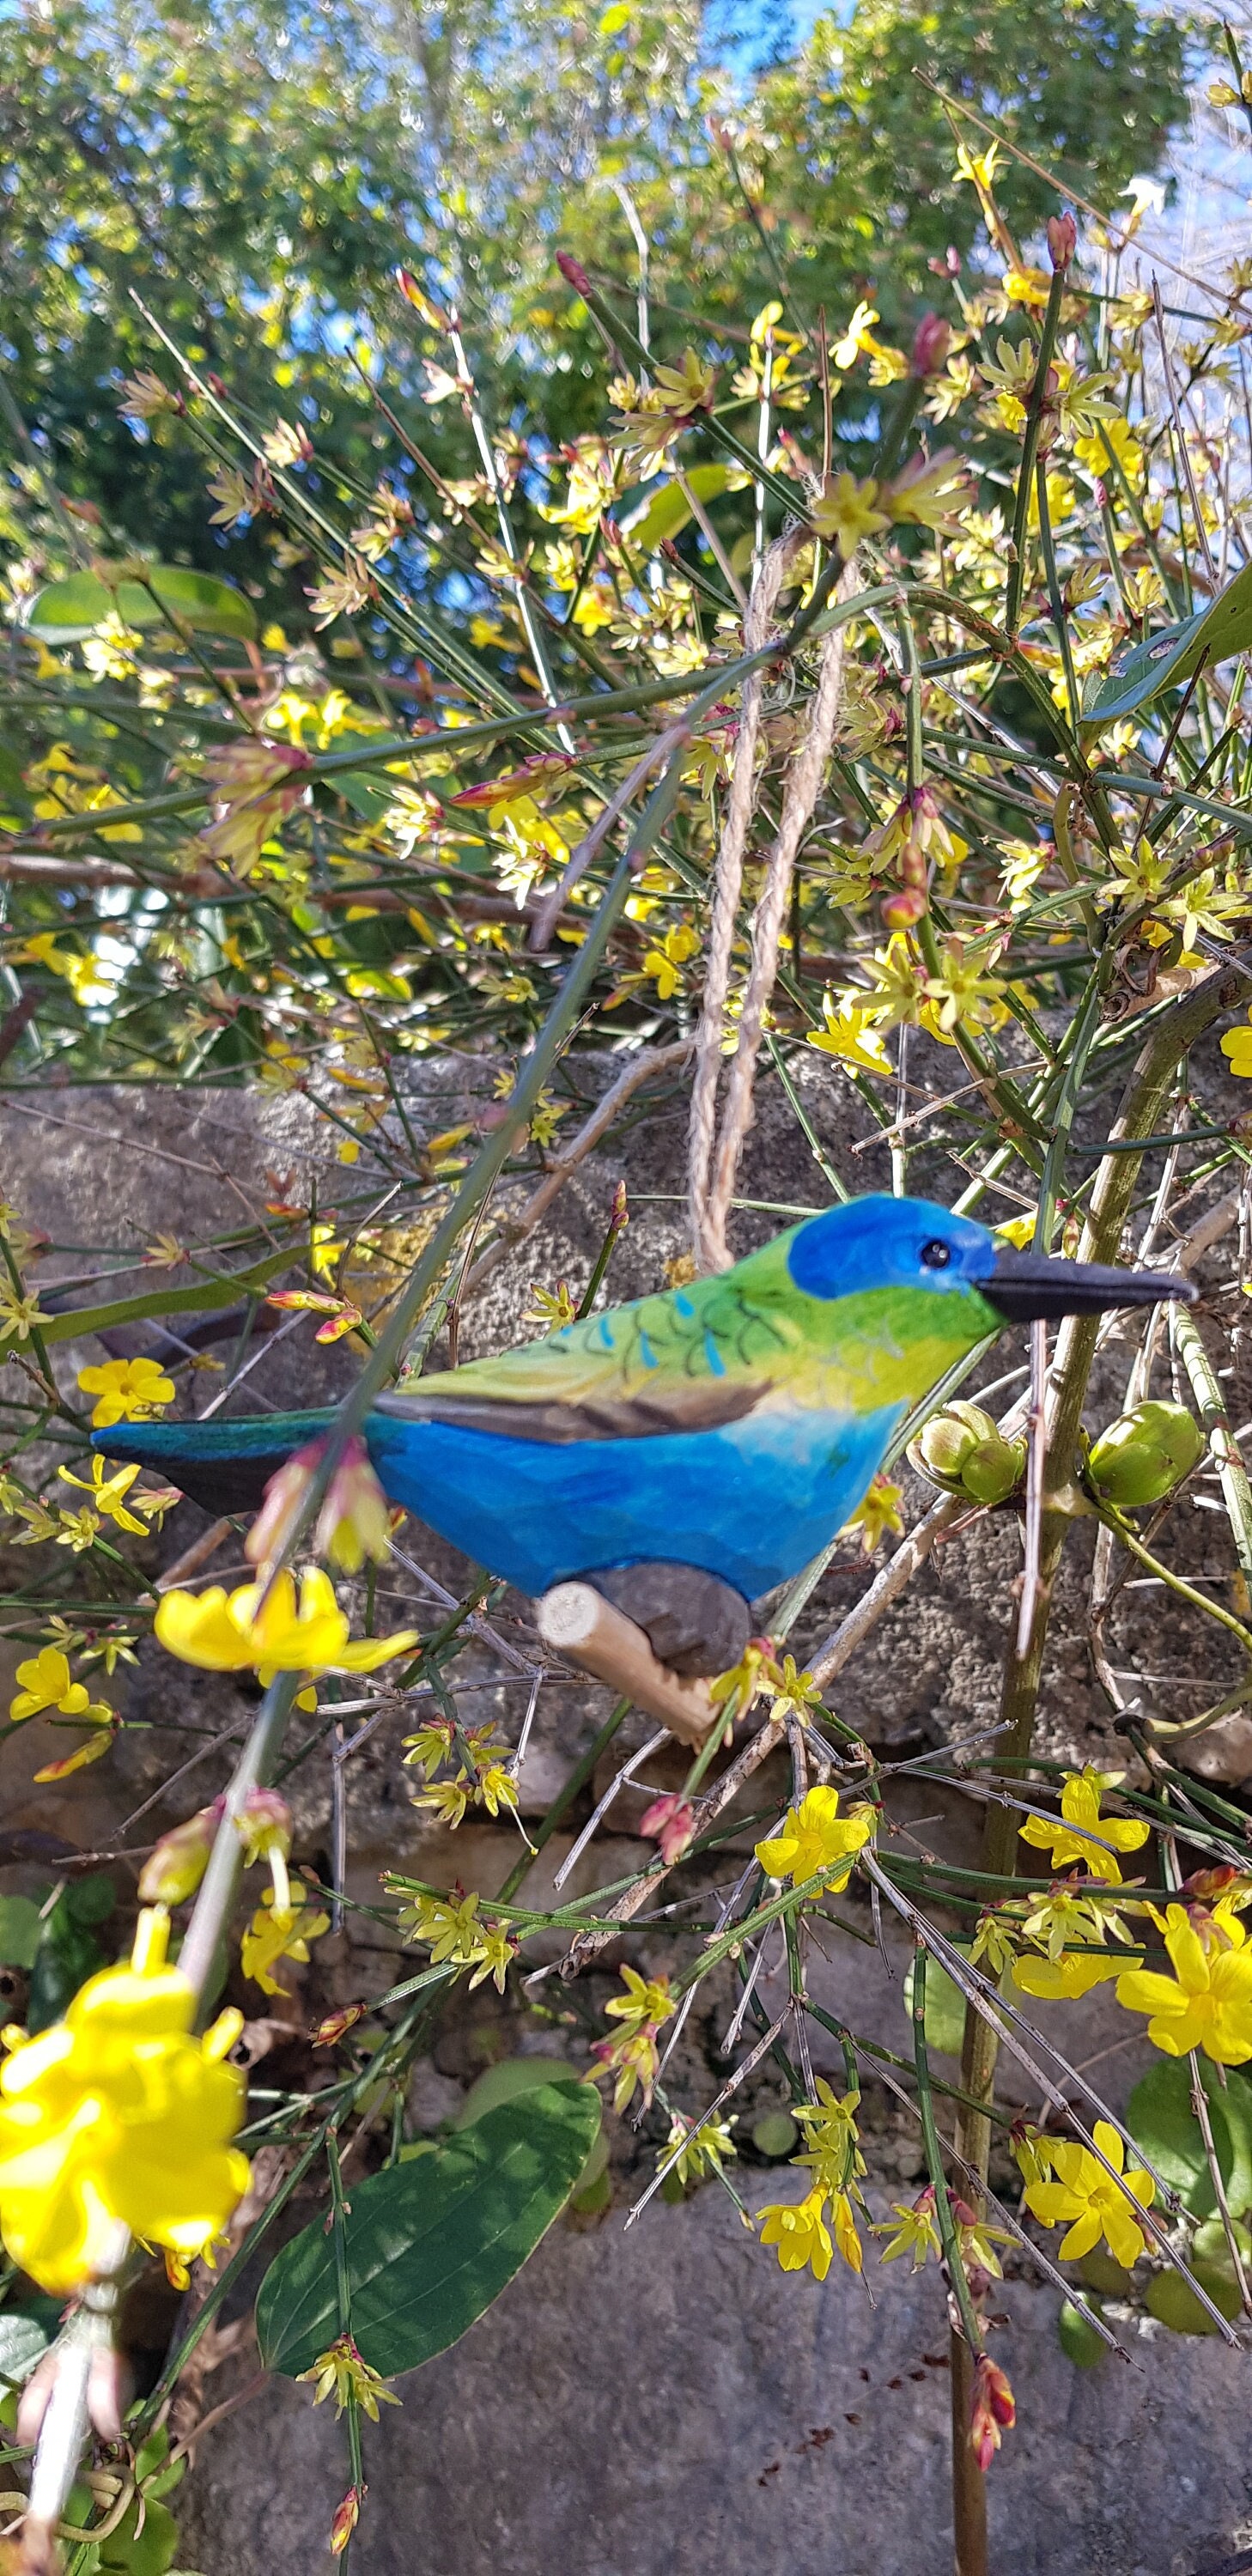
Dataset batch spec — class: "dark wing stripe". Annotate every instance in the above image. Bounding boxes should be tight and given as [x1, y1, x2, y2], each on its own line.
[373, 1379, 766, 1445]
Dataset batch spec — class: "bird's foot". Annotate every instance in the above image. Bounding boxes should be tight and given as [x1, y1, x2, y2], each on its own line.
[583, 1562, 752, 1679]
[538, 1563, 753, 1746]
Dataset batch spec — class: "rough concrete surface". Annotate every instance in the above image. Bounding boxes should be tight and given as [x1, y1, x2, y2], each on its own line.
[174, 2179, 1252, 2576]
[3, 1060, 1252, 2576]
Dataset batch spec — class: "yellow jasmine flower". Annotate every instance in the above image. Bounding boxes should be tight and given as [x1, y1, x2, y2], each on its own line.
[155, 1566, 418, 1685]
[76, 1356, 175, 1428]
[1012, 1952, 1128, 2002]
[0, 1283, 51, 1344]
[805, 988, 893, 1077]
[1022, 2118, 1155, 2267]
[1018, 1767, 1149, 1886]
[830, 300, 890, 370]
[970, 1911, 1019, 1977]
[809, 471, 890, 556]
[604, 1965, 675, 2038]
[56, 1506, 103, 1552]
[755, 1786, 873, 1893]
[1116, 1904, 1252, 2064]
[762, 1656, 824, 1723]
[0, 1907, 247, 2293]
[410, 1777, 471, 1827]
[760, 2184, 836, 2279]
[792, 2081, 866, 2196]
[240, 1886, 331, 1996]
[641, 922, 700, 1001]
[298, 2333, 401, 2421]
[58, 1455, 150, 1534]
[662, 2111, 738, 2187]
[9, 1646, 104, 1726]
[590, 1966, 675, 2114]
[874, 2188, 943, 2270]
[841, 1472, 904, 1555]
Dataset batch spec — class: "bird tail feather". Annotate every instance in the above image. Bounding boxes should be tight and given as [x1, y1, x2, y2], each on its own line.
[92, 1409, 337, 1516]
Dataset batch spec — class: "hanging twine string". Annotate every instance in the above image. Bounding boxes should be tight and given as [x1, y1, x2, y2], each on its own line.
[687, 532, 795, 1272]
[690, 550, 860, 1272]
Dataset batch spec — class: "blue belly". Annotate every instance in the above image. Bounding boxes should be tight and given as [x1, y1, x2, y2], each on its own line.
[364, 1400, 903, 1601]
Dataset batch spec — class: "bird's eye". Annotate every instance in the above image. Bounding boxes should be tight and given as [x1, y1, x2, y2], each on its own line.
[921, 1239, 952, 1269]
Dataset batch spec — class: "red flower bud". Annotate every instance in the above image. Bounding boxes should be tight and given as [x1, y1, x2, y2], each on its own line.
[312, 2002, 368, 2048]
[1047, 212, 1078, 272]
[331, 2488, 363, 2556]
[638, 1793, 696, 1865]
[911, 313, 952, 378]
[557, 252, 593, 299]
[880, 885, 927, 931]
[969, 2355, 1015, 2471]
[1182, 1862, 1239, 1903]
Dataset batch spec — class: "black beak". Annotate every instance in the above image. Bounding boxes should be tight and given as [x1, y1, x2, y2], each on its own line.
[981, 1249, 1197, 1325]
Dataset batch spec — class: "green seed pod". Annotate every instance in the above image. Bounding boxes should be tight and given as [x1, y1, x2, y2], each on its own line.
[909, 1401, 1025, 1505]
[1087, 1400, 1205, 1508]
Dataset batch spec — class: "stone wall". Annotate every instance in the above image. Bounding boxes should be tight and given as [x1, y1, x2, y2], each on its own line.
[3, 1065, 1249, 2576]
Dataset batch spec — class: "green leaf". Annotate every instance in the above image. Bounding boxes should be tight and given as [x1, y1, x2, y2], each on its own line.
[0, 1895, 43, 1969]
[903, 1951, 968, 2057]
[1126, 2057, 1252, 2218]
[256, 2082, 602, 2380]
[751, 2108, 799, 2159]
[0, 2313, 49, 2390]
[0, 742, 32, 817]
[621, 464, 743, 556]
[455, 2053, 583, 2123]
[1146, 2262, 1242, 2336]
[27, 567, 258, 645]
[65, 1871, 116, 1929]
[27, 1890, 106, 2033]
[1081, 560, 1252, 728]
[457, 2056, 602, 2191]
[1075, 2247, 1136, 2298]
[41, 1243, 296, 1345]
[1057, 2297, 1105, 2368]
[97, 2493, 180, 2576]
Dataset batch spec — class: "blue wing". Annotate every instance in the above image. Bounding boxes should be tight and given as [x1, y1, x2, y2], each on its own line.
[365, 1398, 903, 1600]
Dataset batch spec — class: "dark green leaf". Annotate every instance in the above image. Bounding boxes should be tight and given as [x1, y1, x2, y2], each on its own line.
[456, 2057, 602, 2193]
[27, 1888, 108, 2032]
[256, 2082, 601, 2380]
[27, 568, 258, 644]
[1126, 2057, 1252, 2217]
[65, 1871, 116, 1928]
[1082, 561, 1252, 728]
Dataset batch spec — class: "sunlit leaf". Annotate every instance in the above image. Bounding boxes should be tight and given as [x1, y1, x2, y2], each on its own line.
[256, 2084, 600, 2380]
[27, 567, 258, 643]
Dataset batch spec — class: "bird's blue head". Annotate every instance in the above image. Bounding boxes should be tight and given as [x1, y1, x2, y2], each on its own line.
[786, 1193, 1195, 1323]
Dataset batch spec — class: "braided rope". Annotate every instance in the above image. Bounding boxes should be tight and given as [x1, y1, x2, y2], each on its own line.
[694, 552, 860, 1272]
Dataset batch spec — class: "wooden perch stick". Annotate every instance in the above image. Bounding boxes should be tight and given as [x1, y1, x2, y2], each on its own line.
[537, 1582, 718, 1747]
